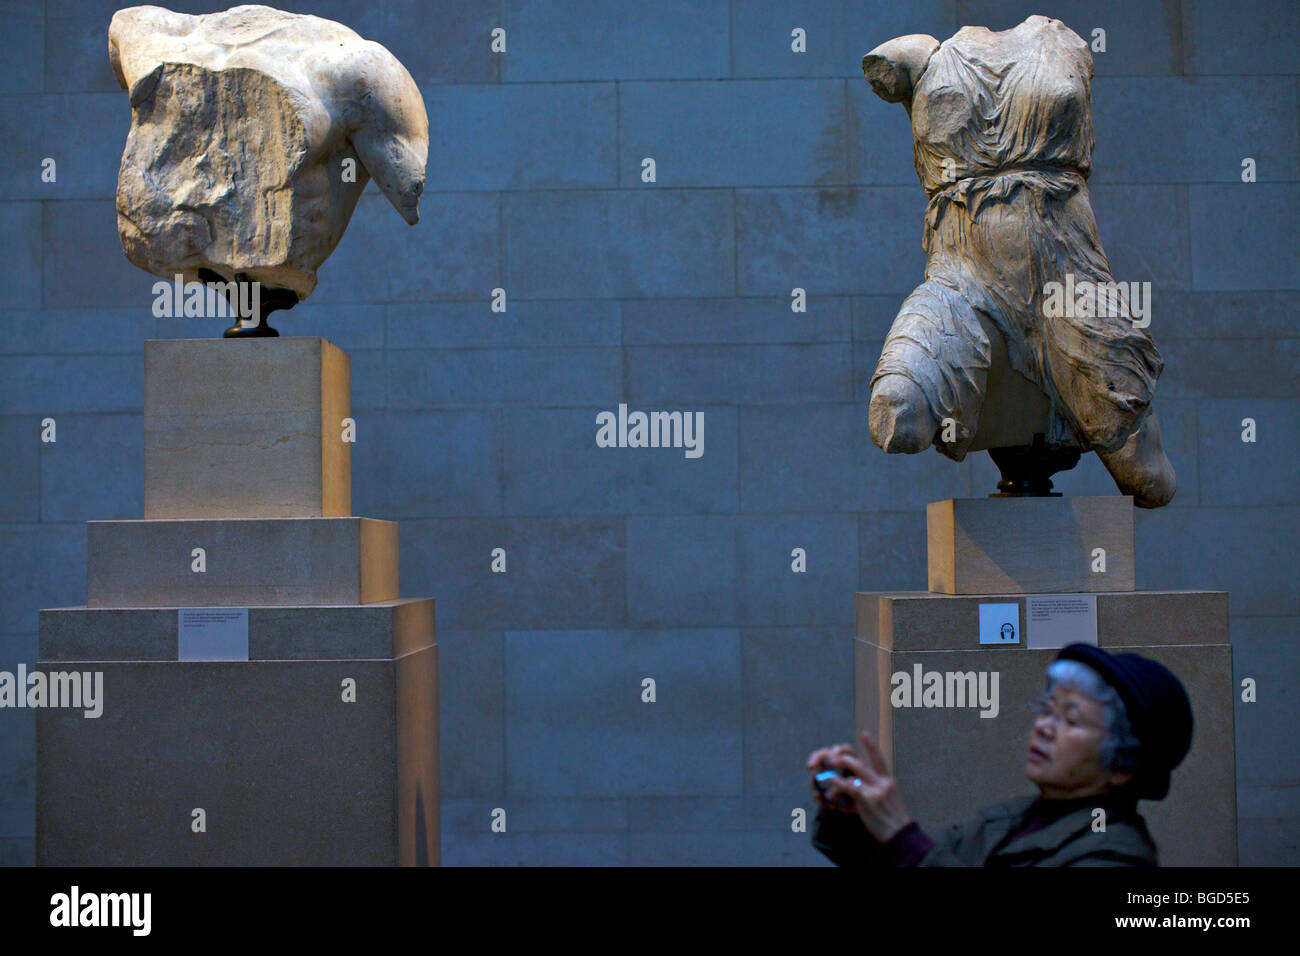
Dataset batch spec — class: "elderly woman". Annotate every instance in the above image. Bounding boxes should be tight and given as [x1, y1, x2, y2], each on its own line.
[807, 644, 1193, 866]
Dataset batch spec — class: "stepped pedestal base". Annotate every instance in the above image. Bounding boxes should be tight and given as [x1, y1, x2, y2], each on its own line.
[36, 599, 437, 866]
[87, 516, 398, 608]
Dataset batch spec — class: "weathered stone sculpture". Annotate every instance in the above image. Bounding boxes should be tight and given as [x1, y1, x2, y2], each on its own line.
[863, 16, 1175, 507]
[110, 4, 428, 336]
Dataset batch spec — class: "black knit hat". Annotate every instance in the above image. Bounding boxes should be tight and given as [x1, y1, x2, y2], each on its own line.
[1054, 643, 1194, 800]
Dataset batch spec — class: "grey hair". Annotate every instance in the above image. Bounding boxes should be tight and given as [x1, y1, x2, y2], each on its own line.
[1045, 659, 1143, 775]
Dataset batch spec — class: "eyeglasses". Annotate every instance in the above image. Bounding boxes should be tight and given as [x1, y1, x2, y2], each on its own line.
[1026, 692, 1104, 731]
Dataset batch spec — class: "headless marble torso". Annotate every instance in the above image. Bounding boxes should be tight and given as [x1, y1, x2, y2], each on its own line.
[910, 18, 1093, 197]
[871, 16, 1161, 458]
[863, 16, 1175, 505]
[111, 4, 428, 302]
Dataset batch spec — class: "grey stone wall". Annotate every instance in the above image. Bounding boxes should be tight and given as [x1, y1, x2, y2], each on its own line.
[0, 0, 1295, 865]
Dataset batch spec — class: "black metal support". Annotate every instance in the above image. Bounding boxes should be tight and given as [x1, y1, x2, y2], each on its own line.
[987, 435, 1081, 497]
[197, 269, 298, 338]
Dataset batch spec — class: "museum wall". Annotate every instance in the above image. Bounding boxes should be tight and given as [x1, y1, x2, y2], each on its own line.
[0, 0, 1295, 865]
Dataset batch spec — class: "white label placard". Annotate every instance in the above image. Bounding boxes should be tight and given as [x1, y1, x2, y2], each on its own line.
[979, 603, 1020, 645]
[178, 608, 249, 661]
[1027, 594, 1098, 649]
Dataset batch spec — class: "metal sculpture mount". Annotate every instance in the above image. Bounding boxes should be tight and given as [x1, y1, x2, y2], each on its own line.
[862, 16, 1176, 507]
[110, 4, 429, 337]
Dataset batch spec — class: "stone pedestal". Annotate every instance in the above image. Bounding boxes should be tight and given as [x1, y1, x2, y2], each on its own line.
[144, 338, 351, 519]
[36, 337, 437, 866]
[86, 517, 398, 607]
[927, 496, 1135, 594]
[857, 498, 1236, 867]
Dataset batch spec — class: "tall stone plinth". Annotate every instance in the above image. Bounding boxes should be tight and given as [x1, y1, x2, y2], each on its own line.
[36, 337, 438, 866]
[854, 498, 1236, 867]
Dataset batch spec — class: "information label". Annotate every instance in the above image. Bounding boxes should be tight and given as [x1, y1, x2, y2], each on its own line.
[1026, 594, 1098, 650]
[978, 603, 1020, 645]
[178, 608, 250, 661]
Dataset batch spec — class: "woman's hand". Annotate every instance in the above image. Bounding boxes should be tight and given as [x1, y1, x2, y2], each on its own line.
[820, 731, 914, 843]
[805, 742, 857, 811]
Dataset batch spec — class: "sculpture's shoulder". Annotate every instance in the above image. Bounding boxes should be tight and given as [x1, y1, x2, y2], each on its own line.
[115, 4, 362, 45]
[192, 5, 365, 53]
[109, 5, 194, 89]
[110, 4, 194, 40]
[109, 4, 369, 91]
[1024, 15, 1091, 52]
[1014, 15, 1094, 78]
[940, 15, 1091, 65]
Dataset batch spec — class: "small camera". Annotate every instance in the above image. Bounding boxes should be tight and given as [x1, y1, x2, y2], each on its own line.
[814, 761, 854, 810]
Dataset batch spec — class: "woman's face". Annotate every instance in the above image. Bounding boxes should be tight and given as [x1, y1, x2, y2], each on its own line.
[1024, 685, 1133, 799]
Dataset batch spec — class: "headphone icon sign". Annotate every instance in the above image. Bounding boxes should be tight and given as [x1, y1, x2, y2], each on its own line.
[1000, 622, 1015, 641]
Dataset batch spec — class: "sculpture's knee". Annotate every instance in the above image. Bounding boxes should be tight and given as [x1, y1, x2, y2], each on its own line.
[869, 374, 937, 454]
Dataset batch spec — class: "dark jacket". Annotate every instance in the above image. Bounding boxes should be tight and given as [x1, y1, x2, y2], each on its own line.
[812, 794, 1159, 867]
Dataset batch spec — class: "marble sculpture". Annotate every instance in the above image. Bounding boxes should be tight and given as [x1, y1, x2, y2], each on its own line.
[862, 16, 1175, 506]
[110, 4, 428, 336]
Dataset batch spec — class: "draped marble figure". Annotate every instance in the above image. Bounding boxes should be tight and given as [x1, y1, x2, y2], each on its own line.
[863, 16, 1175, 507]
[110, 4, 428, 336]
